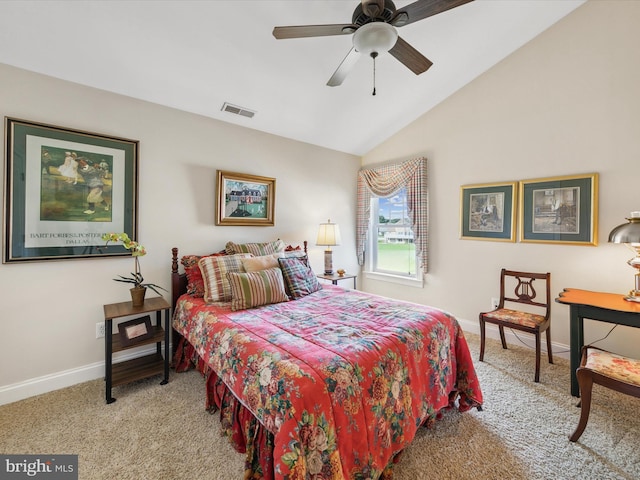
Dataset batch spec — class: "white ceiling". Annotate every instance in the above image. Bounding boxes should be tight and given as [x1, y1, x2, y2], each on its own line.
[0, 0, 585, 155]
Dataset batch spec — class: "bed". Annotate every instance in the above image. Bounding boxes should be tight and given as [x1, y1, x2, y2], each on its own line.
[170, 242, 483, 480]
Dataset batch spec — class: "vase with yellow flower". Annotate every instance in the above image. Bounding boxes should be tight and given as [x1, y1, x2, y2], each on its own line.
[102, 233, 166, 306]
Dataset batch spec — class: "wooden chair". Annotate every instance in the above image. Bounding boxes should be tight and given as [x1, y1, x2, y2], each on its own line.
[569, 346, 640, 442]
[479, 269, 552, 382]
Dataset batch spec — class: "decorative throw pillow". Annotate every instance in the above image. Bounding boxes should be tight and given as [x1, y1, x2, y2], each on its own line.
[241, 253, 283, 272]
[278, 256, 322, 299]
[227, 268, 289, 311]
[225, 239, 285, 257]
[199, 253, 252, 303]
[282, 250, 310, 267]
[181, 252, 226, 297]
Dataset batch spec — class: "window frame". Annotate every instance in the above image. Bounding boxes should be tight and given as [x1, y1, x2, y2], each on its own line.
[356, 157, 428, 281]
[364, 191, 423, 287]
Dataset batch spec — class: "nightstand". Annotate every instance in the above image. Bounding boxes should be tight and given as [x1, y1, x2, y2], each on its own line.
[102, 296, 171, 404]
[317, 273, 357, 289]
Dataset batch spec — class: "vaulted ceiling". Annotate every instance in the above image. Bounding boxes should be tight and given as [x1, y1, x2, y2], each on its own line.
[0, 0, 585, 155]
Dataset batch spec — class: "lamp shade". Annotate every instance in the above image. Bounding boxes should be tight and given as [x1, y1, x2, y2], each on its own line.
[608, 213, 640, 244]
[316, 220, 342, 246]
[353, 22, 398, 56]
[609, 212, 640, 301]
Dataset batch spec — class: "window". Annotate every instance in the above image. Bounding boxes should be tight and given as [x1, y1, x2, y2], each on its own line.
[356, 157, 427, 285]
[367, 188, 420, 280]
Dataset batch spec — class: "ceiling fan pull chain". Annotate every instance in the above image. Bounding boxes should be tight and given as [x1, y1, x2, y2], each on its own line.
[371, 51, 378, 96]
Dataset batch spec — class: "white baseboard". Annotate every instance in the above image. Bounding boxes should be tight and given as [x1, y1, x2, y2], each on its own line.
[457, 317, 570, 360]
[0, 345, 161, 406]
[0, 319, 569, 407]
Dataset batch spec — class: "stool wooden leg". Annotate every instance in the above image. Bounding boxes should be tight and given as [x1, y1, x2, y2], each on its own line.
[546, 328, 553, 364]
[498, 325, 507, 349]
[569, 369, 593, 442]
[479, 317, 486, 362]
[534, 332, 541, 383]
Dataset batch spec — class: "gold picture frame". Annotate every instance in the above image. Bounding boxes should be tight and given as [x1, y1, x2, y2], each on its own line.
[215, 170, 275, 226]
[518, 173, 598, 245]
[3, 117, 139, 262]
[460, 181, 517, 242]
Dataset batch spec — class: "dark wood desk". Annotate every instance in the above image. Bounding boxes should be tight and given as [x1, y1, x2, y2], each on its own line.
[555, 288, 640, 396]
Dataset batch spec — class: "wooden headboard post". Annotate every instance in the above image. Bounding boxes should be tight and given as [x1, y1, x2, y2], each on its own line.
[170, 247, 187, 356]
[171, 247, 187, 312]
[285, 240, 308, 255]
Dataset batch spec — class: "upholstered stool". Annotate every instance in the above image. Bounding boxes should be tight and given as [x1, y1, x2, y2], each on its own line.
[569, 346, 640, 442]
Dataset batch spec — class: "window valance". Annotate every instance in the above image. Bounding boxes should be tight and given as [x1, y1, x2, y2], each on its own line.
[356, 157, 428, 272]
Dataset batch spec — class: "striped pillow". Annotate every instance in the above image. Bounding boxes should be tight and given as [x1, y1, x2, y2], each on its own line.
[225, 239, 285, 257]
[199, 253, 252, 303]
[227, 268, 289, 311]
[181, 251, 226, 297]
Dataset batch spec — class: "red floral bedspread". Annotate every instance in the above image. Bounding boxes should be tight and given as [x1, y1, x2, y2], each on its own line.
[173, 285, 482, 480]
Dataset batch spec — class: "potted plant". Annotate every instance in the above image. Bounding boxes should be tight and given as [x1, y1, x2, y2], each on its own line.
[102, 233, 166, 306]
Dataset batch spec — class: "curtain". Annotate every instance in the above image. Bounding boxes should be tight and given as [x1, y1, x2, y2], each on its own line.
[356, 157, 428, 272]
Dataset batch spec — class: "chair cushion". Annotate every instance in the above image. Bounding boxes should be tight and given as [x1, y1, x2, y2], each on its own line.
[585, 348, 640, 386]
[482, 308, 546, 329]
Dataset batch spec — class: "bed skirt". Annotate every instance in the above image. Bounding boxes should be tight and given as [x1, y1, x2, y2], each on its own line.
[173, 336, 410, 479]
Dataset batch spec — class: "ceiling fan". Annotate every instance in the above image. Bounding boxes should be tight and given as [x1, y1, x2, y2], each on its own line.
[272, 0, 474, 90]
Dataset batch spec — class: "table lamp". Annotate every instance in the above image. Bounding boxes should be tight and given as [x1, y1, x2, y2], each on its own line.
[316, 219, 341, 275]
[608, 211, 640, 302]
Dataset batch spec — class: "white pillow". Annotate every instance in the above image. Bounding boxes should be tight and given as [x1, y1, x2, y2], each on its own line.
[241, 253, 283, 272]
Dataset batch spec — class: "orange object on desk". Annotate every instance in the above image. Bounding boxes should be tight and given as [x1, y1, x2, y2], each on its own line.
[557, 288, 640, 314]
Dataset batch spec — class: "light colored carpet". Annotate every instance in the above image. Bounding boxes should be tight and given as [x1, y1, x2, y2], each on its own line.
[1, 333, 638, 479]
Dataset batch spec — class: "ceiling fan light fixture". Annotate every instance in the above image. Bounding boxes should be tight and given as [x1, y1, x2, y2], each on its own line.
[353, 22, 398, 56]
[390, 12, 409, 27]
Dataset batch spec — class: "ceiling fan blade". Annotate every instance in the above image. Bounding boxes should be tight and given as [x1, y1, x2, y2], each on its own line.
[389, 36, 433, 75]
[392, 0, 474, 27]
[327, 48, 361, 87]
[273, 24, 357, 39]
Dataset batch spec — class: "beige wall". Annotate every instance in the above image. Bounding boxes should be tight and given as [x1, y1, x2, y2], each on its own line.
[361, 0, 640, 358]
[0, 64, 359, 402]
[2, 0, 639, 403]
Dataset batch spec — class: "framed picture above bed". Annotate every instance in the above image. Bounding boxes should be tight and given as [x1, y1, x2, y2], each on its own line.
[215, 170, 275, 226]
[518, 173, 598, 245]
[3, 117, 139, 263]
[460, 181, 517, 242]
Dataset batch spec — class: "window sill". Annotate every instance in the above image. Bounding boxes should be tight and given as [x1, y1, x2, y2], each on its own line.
[363, 270, 424, 288]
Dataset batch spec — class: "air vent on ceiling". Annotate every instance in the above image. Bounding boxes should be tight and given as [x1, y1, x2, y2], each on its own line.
[221, 102, 256, 119]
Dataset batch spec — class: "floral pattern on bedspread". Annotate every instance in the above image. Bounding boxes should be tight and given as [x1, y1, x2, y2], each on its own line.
[173, 285, 482, 480]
